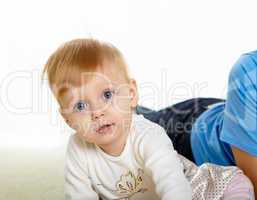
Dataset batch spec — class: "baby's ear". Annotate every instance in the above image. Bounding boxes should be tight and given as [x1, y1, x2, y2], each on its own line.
[129, 79, 138, 108]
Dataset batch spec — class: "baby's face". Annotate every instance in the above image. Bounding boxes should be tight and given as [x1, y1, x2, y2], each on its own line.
[56, 65, 138, 148]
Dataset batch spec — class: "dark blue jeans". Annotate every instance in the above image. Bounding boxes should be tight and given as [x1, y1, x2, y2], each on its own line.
[135, 98, 225, 162]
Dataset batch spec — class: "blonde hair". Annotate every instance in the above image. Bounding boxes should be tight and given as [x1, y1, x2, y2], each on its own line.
[42, 38, 130, 98]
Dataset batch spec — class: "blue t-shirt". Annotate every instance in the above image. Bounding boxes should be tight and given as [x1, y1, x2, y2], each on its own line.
[191, 51, 257, 166]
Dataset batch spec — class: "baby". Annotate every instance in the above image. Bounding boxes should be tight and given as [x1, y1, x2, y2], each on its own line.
[43, 38, 254, 200]
[43, 39, 192, 200]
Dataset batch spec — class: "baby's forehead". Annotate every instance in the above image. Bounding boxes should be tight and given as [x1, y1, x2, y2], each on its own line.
[58, 82, 112, 97]
[60, 81, 116, 94]
[55, 68, 130, 105]
[58, 71, 116, 92]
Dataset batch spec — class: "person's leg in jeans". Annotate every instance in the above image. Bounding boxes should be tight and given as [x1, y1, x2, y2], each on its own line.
[136, 98, 225, 162]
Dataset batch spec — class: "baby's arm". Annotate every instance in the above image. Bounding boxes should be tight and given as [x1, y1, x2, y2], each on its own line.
[65, 135, 99, 200]
[138, 125, 192, 200]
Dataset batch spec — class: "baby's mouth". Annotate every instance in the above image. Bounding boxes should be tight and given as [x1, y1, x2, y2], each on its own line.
[96, 123, 115, 134]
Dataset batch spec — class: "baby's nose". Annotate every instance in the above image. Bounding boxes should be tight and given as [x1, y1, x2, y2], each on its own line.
[91, 103, 106, 120]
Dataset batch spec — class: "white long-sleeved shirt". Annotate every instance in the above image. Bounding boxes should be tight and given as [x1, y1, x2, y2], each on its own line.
[65, 113, 192, 200]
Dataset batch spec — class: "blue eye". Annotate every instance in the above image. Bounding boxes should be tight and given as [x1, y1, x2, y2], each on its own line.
[74, 100, 87, 112]
[103, 90, 114, 100]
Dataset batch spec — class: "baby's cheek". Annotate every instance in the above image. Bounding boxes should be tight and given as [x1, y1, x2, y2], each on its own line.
[69, 115, 91, 133]
[77, 124, 96, 143]
[113, 98, 130, 114]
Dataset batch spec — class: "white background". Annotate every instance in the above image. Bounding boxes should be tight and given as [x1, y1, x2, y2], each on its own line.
[1, 0, 257, 149]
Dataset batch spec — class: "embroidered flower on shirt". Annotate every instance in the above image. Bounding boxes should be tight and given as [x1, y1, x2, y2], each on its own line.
[96, 168, 148, 200]
[115, 168, 147, 199]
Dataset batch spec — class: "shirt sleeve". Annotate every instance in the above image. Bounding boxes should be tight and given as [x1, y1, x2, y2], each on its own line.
[220, 52, 257, 156]
[138, 124, 192, 200]
[65, 134, 99, 200]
